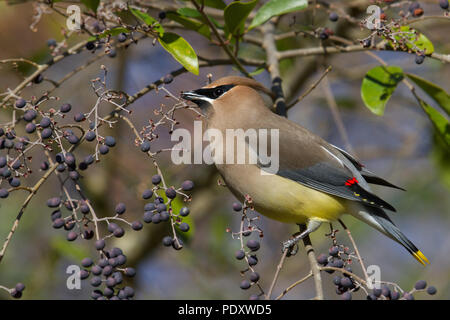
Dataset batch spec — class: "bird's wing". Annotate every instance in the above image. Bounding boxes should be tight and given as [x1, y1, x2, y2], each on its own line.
[257, 118, 397, 211]
[329, 144, 405, 191]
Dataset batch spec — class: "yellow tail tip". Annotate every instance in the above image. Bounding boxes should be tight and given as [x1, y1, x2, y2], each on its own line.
[413, 250, 429, 266]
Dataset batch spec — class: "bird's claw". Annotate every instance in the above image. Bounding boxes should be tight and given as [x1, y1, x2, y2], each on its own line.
[282, 238, 299, 256]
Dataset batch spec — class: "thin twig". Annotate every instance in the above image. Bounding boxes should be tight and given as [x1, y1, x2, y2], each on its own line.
[287, 66, 332, 109]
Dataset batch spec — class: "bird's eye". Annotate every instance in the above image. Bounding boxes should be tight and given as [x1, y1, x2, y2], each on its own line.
[213, 88, 224, 98]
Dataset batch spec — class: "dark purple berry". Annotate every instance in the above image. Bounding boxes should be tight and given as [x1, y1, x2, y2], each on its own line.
[165, 187, 176, 199]
[232, 202, 242, 212]
[85, 131, 96, 141]
[235, 250, 245, 260]
[81, 258, 94, 267]
[60, 103, 72, 113]
[131, 221, 143, 231]
[179, 222, 190, 232]
[74, 113, 85, 122]
[152, 174, 161, 185]
[117, 33, 127, 43]
[162, 236, 174, 247]
[40, 117, 51, 128]
[246, 239, 260, 251]
[427, 286, 437, 295]
[179, 207, 190, 217]
[104, 136, 116, 147]
[240, 280, 251, 290]
[140, 141, 151, 152]
[181, 180, 194, 191]
[414, 280, 427, 290]
[115, 202, 126, 215]
[99, 145, 109, 155]
[329, 12, 339, 22]
[142, 189, 153, 199]
[15, 98, 26, 108]
[67, 231, 78, 241]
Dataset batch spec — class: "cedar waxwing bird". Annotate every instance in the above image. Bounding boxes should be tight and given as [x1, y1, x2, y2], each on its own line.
[181, 76, 429, 265]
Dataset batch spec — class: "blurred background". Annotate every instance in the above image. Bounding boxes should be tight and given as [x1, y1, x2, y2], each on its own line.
[0, 1, 448, 299]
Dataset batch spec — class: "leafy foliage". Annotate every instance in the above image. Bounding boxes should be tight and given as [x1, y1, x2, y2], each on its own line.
[361, 66, 404, 115]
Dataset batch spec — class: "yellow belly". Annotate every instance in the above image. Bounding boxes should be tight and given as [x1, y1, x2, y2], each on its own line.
[217, 163, 347, 224]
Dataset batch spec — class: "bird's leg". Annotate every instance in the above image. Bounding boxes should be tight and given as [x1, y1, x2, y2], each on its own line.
[282, 220, 322, 254]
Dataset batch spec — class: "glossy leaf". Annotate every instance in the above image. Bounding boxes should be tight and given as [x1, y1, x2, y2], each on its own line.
[224, 0, 258, 36]
[158, 32, 199, 75]
[361, 66, 404, 115]
[130, 8, 164, 37]
[177, 7, 222, 29]
[167, 12, 211, 39]
[181, 0, 226, 9]
[389, 26, 434, 55]
[249, 0, 308, 29]
[406, 73, 450, 116]
[81, 0, 99, 12]
[419, 99, 450, 147]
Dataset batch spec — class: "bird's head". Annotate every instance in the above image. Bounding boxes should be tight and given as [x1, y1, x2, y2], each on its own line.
[181, 76, 274, 115]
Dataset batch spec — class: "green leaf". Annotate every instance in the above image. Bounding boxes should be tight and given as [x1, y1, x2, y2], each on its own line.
[176, 8, 222, 29]
[159, 32, 199, 75]
[388, 26, 434, 55]
[130, 8, 164, 37]
[87, 27, 130, 41]
[81, 0, 99, 12]
[203, 0, 226, 9]
[406, 73, 450, 116]
[249, 0, 308, 29]
[361, 66, 404, 115]
[249, 66, 265, 76]
[177, 7, 202, 19]
[51, 238, 89, 262]
[419, 99, 450, 147]
[156, 190, 195, 239]
[167, 12, 211, 39]
[224, 0, 258, 36]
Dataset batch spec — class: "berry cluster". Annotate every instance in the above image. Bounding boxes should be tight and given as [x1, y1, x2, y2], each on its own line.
[316, 227, 437, 300]
[0, 57, 198, 298]
[229, 196, 264, 300]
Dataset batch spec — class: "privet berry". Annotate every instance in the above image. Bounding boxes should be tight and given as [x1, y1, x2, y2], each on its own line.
[40, 117, 51, 128]
[179, 222, 190, 232]
[232, 202, 242, 212]
[15, 98, 26, 108]
[329, 12, 339, 22]
[115, 202, 126, 215]
[246, 240, 260, 251]
[179, 207, 190, 217]
[414, 280, 427, 290]
[165, 187, 177, 199]
[152, 174, 161, 185]
[142, 189, 153, 199]
[181, 180, 194, 191]
[140, 141, 151, 152]
[240, 280, 251, 290]
[235, 250, 245, 260]
[105, 136, 116, 147]
[117, 33, 127, 43]
[60, 103, 72, 113]
[162, 236, 174, 247]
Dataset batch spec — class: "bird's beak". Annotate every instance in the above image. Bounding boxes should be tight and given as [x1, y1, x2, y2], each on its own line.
[180, 90, 212, 111]
[181, 90, 203, 101]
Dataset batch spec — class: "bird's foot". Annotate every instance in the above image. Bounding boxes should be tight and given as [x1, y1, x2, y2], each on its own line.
[282, 232, 301, 256]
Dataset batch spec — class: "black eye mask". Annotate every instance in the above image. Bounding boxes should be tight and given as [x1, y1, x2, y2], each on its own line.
[192, 84, 235, 100]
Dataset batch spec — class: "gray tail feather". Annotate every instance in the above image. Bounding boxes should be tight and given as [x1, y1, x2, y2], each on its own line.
[352, 204, 420, 256]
